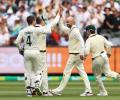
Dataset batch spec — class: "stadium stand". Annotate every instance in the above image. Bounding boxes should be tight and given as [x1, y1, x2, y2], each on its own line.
[0, 0, 120, 46]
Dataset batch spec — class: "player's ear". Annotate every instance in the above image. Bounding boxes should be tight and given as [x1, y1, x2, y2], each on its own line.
[33, 20, 36, 26]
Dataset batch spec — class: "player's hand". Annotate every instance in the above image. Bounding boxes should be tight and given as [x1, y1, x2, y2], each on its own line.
[107, 53, 111, 58]
[80, 55, 85, 60]
[57, 5, 62, 17]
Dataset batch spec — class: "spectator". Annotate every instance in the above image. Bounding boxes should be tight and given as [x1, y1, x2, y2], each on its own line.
[109, 9, 120, 37]
[34, 0, 43, 17]
[106, 0, 120, 11]
[16, 5, 30, 27]
[94, 4, 105, 34]
[45, 5, 55, 20]
[11, 17, 23, 38]
[0, 0, 120, 46]
[0, 17, 10, 46]
[102, 6, 113, 33]
[7, 7, 18, 32]
[47, 25, 60, 46]
[17, 0, 28, 9]
[74, 4, 84, 29]
[62, 1, 73, 21]
[82, 5, 91, 28]
[60, 34, 68, 46]
[6, 0, 18, 14]
[87, 5, 105, 34]
[0, 1, 7, 16]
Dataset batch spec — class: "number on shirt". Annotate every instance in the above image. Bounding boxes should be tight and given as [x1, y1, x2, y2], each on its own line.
[26, 35, 32, 46]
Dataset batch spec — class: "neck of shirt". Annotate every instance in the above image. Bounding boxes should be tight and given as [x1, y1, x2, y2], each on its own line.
[89, 33, 97, 37]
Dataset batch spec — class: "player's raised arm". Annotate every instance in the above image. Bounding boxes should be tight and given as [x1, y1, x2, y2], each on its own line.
[35, 25, 52, 34]
[34, 8, 61, 34]
[48, 10, 60, 28]
[58, 18, 70, 34]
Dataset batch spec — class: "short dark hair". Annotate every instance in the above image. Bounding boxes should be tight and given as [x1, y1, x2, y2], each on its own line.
[85, 25, 96, 31]
[85, 25, 96, 34]
[27, 16, 35, 25]
[36, 17, 42, 24]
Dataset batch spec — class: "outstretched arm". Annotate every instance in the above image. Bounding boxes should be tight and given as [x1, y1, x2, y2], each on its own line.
[104, 37, 112, 57]
[34, 9, 60, 34]
[58, 18, 70, 34]
[49, 12, 60, 28]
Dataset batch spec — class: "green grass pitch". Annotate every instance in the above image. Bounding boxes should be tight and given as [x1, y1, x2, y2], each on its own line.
[0, 80, 120, 100]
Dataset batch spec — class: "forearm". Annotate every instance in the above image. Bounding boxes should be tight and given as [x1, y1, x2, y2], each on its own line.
[106, 46, 112, 55]
[35, 26, 51, 34]
[49, 13, 60, 28]
[59, 18, 69, 34]
[53, 0, 59, 14]
[106, 21, 114, 29]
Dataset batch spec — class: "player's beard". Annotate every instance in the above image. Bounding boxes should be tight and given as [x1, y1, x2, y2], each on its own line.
[66, 23, 72, 28]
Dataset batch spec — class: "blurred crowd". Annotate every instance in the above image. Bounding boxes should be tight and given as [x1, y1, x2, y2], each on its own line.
[0, 0, 120, 46]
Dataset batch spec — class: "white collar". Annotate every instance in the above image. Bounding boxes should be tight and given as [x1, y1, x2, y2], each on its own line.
[35, 24, 42, 27]
[89, 34, 97, 37]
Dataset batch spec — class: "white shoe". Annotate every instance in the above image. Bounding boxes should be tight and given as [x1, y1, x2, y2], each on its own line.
[42, 92, 53, 96]
[97, 92, 108, 96]
[35, 88, 42, 96]
[26, 88, 32, 97]
[117, 74, 120, 79]
[49, 90, 61, 96]
[80, 92, 93, 96]
[27, 95, 32, 97]
[34, 81, 42, 96]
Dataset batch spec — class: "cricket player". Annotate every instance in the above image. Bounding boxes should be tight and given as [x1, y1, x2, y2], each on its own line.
[15, 12, 60, 96]
[34, 0, 60, 96]
[84, 25, 120, 96]
[50, 16, 93, 96]
[35, 16, 58, 96]
[35, 17, 48, 96]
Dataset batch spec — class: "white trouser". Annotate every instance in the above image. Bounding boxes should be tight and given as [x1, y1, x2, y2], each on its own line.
[24, 50, 43, 88]
[92, 53, 119, 93]
[53, 54, 92, 93]
[40, 52, 49, 93]
[92, 56, 107, 93]
[102, 53, 118, 78]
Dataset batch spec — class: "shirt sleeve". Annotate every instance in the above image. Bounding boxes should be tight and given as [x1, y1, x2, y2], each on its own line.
[15, 31, 23, 45]
[34, 13, 60, 35]
[73, 28, 85, 54]
[104, 37, 112, 54]
[59, 18, 70, 34]
[49, 13, 60, 28]
[85, 39, 91, 57]
[34, 25, 52, 35]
